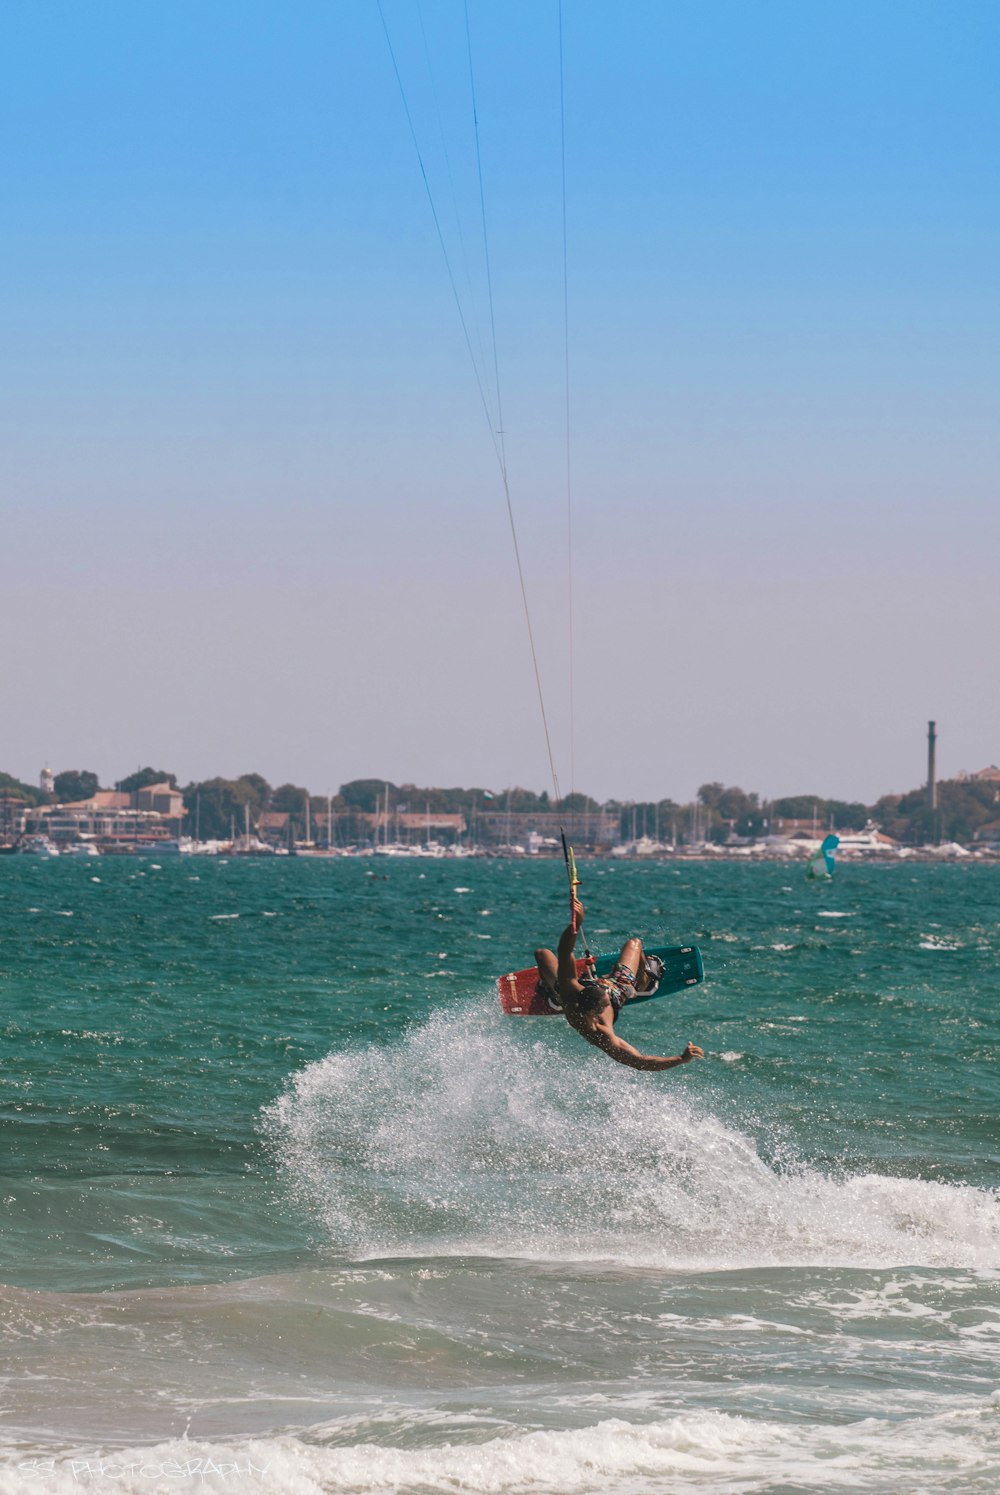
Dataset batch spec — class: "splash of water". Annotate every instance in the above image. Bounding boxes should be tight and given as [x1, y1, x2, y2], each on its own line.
[266, 1001, 1000, 1272]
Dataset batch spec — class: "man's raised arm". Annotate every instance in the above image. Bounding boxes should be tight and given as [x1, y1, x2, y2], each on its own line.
[556, 896, 586, 994]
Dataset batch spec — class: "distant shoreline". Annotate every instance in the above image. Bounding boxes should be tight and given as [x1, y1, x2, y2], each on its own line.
[3, 843, 994, 863]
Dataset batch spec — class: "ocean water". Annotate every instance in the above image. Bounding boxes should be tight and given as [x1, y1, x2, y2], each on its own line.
[1, 855, 998, 1494]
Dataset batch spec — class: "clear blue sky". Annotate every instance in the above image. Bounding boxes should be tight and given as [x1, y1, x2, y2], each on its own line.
[3, 1, 998, 804]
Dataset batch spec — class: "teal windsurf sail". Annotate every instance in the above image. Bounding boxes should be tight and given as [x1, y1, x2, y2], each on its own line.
[806, 834, 840, 880]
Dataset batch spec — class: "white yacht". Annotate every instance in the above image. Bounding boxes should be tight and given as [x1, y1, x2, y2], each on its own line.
[19, 836, 60, 856]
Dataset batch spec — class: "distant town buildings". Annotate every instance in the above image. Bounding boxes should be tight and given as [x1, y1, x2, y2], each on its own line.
[3, 754, 1000, 857]
[25, 783, 185, 849]
[257, 811, 291, 845]
[365, 810, 468, 846]
[475, 807, 619, 851]
[0, 797, 27, 841]
[957, 765, 1000, 786]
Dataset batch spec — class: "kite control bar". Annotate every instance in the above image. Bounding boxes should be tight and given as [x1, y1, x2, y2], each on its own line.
[560, 828, 579, 929]
[560, 828, 596, 978]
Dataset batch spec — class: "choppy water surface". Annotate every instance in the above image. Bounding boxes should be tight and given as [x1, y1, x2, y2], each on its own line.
[1, 857, 997, 1493]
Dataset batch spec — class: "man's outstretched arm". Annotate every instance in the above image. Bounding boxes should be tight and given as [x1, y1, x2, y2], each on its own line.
[587, 1032, 705, 1071]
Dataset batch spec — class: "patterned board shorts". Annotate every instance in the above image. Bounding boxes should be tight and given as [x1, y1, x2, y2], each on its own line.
[603, 962, 639, 999]
[594, 963, 638, 1017]
[537, 961, 639, 1019]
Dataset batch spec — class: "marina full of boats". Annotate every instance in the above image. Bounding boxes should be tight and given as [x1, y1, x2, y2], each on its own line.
[3, 830, 993, 861]
[4, 834, 486, 859]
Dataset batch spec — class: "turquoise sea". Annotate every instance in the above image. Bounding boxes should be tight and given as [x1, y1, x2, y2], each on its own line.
[1, 855, 998, 1494]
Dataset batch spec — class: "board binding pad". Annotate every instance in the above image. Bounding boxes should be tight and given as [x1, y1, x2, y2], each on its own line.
[498, 944, 704, 1015]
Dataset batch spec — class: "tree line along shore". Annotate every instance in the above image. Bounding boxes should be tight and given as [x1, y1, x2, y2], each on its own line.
[3, 766, 999, 854]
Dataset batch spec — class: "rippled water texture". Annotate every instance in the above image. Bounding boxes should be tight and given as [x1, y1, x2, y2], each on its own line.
[1, 857, 998, 1492]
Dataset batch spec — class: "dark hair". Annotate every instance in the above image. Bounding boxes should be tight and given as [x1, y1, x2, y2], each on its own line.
[573, 980, 609, 1016]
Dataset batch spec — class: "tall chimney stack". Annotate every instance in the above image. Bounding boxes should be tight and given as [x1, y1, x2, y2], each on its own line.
[927, 720, 937, 812]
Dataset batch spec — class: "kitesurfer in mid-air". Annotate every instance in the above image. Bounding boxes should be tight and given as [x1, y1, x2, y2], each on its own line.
[534, 897, 704, 1071]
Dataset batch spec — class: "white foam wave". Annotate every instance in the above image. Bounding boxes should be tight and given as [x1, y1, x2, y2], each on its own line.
[4, 1401, 998, 1495]
[266, 1004, 1000, 1273]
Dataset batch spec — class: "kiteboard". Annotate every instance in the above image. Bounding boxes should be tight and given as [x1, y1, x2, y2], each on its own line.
[497, 944, 704, 1015]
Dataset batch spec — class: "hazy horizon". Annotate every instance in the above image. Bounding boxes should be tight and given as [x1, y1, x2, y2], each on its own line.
[4, 2, 998, 805]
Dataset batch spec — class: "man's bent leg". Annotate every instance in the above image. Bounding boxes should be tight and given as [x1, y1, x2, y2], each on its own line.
[616, 936, 657, 994]
[535, 948, 559, 993]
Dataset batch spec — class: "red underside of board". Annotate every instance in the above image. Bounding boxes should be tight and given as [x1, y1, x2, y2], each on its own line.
[496, 957, 593, 1015]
